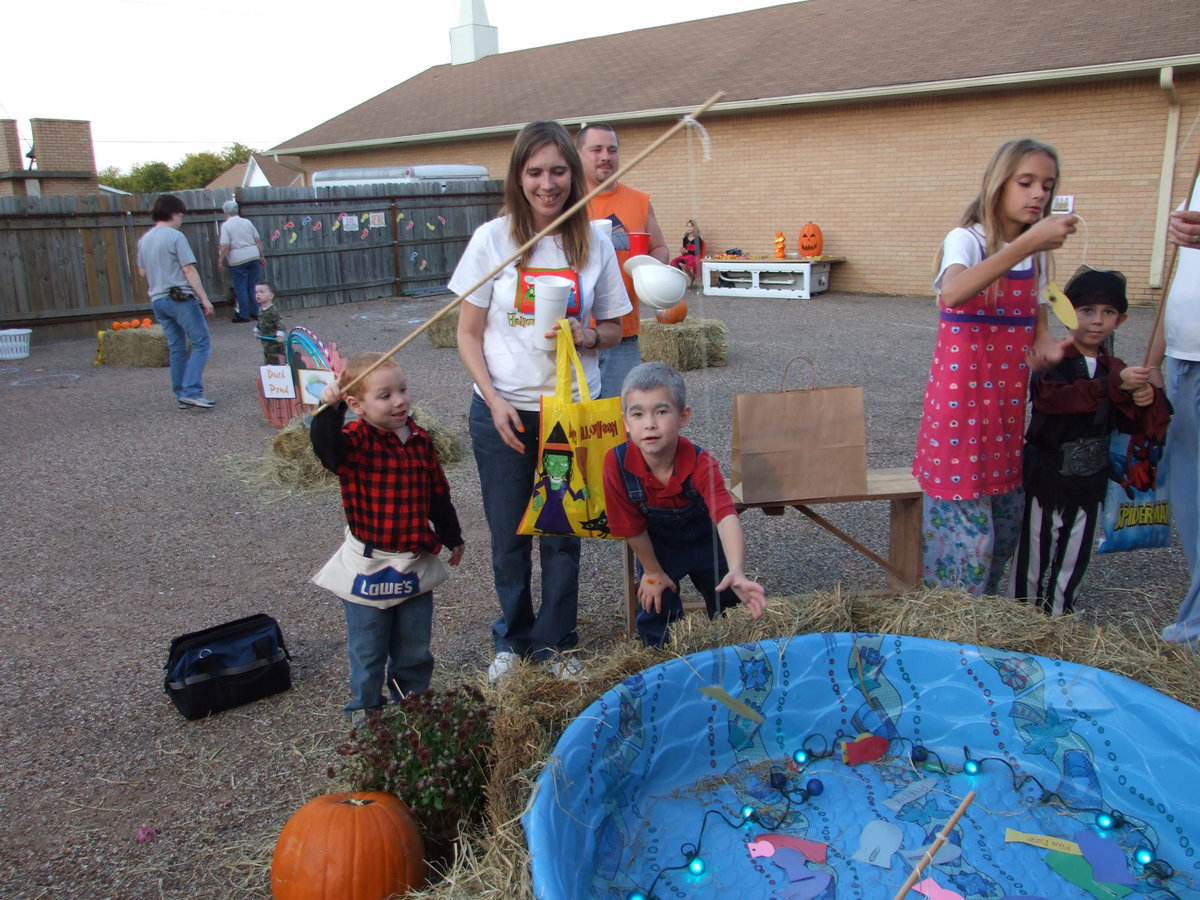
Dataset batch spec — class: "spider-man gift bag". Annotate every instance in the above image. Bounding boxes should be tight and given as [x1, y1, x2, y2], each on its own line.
[1097, 430, 1171, 553]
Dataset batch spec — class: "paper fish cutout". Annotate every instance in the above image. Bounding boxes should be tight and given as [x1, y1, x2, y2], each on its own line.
[360, 212, 369, 223]
[900, 842, 961, 866]
[438, 215, 446, 224]
[1074, 830, 1136, 885]
[1045, 850, 1132, 899]
[850, 820, 902, 868]
[1043, 281, 1079, 329]
[419, 259, 427, 270]
[396, 211, 405, 220]
[842, 732, 889, 765]
[284, 221, 294, 230]
[406, 220, 415, 230]
[913, 877, 964, 900]
[271, 229, 281, 241]
[747, 835, 827, 865]
[884, 777, 937, 811]
[697, 685, 765, 724]
[289, 232, 297, 244]
[426, 222, 436, 231]
[1004, 828, 1080, 855]
[410, 251, 419, 261]
[313, 221, 322, 231]
[360, 228, 369, 239]
[302, 216, 312, 226]
[332, 220, 341, 231]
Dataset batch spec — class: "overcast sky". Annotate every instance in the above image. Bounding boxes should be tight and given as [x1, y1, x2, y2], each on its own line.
[2, 0, 787, 173]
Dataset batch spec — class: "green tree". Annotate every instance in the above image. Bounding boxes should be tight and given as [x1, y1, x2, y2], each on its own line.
[171, 151, 228, 190]
[220, 143, 257, 169]
[97, 166, 134, 193]
[128, 161, 173, 194]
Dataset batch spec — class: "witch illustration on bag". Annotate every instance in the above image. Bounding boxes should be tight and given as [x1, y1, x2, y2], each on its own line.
[530, 423, 588, 534]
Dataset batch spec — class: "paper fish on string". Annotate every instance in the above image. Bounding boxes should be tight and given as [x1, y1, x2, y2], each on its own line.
[913, 877, 964, 900]
[850, 820, 902, 868]
[332, 220, 341, 231]
[438, 215, 446, 225]
[289, 232, 298, 244]
[1042, 281, 1079, 329]
[360, 212, 370, 223]
[419, 259, 427, 270]
[284, 221, 294, 230]
[396, 211, 406, 220]
[1074, 830, 1137, 885]
[271, 229, 281, 241]
[1004, 828, 1080, 855]
[426, 222, 436, 231]
[841, 732, 889, 765]
[302, 216, 312, 226]
[406, 220, 415, 231]
[360, 228, 369, 239]
[313, 221, 322, 231]
[697, 685, 765, 724]
[410, 251, 419, 261]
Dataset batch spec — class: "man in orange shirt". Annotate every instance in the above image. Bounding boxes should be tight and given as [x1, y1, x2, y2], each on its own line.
[578, 123, 670, 398]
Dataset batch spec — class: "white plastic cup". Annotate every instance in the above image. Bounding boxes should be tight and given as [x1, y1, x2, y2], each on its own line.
[531, 275, 574, 351]
[591, 218, 614, 246]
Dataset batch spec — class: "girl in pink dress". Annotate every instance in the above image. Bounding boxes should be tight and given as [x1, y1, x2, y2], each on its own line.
[913, 139, 1078, 594]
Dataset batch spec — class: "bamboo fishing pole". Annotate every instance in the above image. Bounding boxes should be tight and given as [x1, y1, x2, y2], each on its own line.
[891, 790, 976, 900]
[313, 90, 725, 415]
[1143, 143, 1200, 367]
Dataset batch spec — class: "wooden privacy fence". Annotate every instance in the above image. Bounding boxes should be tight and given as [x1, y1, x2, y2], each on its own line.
[0, 182, 503, 338]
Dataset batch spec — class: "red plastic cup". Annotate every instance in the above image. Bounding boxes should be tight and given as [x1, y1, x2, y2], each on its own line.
[628, 232, 650, 257]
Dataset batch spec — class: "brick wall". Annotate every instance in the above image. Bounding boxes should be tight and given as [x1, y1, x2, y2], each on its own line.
[29, 118, 98, 195]
[0, 119, 28, 197]
[294, 74, 1200, 303]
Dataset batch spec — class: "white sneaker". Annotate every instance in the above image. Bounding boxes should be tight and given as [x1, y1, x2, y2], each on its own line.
[487, 651, 520, 683]
[544, 655, 583, 681]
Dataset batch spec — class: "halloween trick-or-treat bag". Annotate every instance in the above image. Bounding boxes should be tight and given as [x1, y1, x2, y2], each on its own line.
[517, 320, 624, 539]
[731, 356, 867, 504]
[1097, 429, 1171, 553]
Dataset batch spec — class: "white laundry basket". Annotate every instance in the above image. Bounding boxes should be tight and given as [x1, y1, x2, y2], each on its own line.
[0, 328, 32, 360]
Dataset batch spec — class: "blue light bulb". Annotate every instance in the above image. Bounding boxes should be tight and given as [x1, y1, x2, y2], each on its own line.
[911, 745, 928, 763]
[627, 893, 647, 900]
[805, 778, 824, 797]
[741, 805, 755, 821]
[793, 748, 810, 765]
[1135, 846, 1155, 867]
[964, 759, 980, 775]
[1096, 812, 1116, 831]
[688, 855, 706, 876]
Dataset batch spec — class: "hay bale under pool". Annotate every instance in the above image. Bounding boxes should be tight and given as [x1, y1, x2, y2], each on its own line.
[639, 316, 728, 371]
[426, 307, 460, 349]
[388, 588, 1200, 899]
[98, 326, 168, 367]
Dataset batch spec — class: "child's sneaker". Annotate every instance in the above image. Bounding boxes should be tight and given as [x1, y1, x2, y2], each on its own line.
[487, 651, 520, 684]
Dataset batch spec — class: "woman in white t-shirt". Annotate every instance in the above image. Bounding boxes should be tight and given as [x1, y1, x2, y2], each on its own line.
[450, 120, 631, 682]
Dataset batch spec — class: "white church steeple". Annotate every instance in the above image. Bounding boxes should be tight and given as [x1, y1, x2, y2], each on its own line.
[450, 0, 499, 65]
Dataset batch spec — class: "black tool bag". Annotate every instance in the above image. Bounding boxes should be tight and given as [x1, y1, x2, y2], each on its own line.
[164, 613, 292, 719]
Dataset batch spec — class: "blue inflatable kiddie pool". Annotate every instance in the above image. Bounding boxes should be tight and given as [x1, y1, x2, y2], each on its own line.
[524, 634, 1199, 899]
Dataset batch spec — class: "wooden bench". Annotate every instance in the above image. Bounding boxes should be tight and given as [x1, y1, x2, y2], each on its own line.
[622, 467, 922, 635]
[700, 257, 846, 300]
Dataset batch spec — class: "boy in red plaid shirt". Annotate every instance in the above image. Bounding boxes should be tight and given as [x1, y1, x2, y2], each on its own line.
[311, 353, 464, 722]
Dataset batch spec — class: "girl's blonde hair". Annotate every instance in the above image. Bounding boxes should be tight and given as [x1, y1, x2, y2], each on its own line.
[503, 121, 591, 270]
[936, 138, 1060, 288]
[340, 352, 401, 400]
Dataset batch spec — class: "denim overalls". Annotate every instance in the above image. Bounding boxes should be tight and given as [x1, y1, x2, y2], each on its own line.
[614, 442, 736, 646]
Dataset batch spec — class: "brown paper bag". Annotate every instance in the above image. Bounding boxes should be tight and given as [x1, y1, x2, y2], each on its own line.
[730, 357, 868, 503]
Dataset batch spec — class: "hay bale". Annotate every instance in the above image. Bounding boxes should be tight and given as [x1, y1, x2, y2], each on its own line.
[639, 316, 728, 371]
[98, 326, 169, 367]
[426, 307, 460, 349]
[413, 402, 464, 464]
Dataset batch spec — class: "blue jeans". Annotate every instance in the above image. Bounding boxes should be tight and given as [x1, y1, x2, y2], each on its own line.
[469, 393, 580, 660]
[342, 592, 434, 715]
[229, 258, 261, 318]
[1165, 358, 1200, 646]
[151, 294, 211, 401]
[598, 336, 642, 399]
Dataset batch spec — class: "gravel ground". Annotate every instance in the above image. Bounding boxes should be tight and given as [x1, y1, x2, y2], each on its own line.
[0, 288, 1188, 898]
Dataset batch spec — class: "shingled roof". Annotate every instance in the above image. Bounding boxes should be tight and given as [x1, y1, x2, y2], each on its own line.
[275, 0, 1199, 154]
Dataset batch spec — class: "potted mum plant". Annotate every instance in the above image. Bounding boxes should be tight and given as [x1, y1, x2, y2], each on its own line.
[332, 686, 495, 858]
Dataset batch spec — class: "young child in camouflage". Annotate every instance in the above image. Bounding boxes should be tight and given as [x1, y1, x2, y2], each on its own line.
[254, 281, 286, 363]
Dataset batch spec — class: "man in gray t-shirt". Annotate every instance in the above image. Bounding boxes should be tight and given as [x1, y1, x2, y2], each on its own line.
[137, 194, 216, 409]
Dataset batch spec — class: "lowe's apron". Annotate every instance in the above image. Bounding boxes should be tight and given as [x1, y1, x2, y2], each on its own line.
[312, 528, 448, 608]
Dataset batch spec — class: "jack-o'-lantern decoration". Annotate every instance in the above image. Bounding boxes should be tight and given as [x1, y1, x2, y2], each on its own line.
[655, 299, 688, 324]
[799, 223, 823, 258]
[774, 231, 786, 259]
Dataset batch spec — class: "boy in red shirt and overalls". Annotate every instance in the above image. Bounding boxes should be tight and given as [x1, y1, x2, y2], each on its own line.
[603, 362, 766, 646]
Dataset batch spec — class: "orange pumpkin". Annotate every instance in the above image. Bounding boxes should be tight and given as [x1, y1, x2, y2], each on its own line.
[272, 792, 425, 900]
[127, 320, 140, 329]
[656, 299, 688, 324]
[112, 321, 122, 331]
[774, 231, 787, 259]
[142, 318, 153, 328]
[799, 223, 824, 258]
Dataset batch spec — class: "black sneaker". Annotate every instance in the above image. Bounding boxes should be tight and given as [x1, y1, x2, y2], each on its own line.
[231, 316, 251, 323]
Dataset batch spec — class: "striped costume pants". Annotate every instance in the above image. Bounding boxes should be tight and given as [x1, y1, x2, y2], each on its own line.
[1009, 493, 1100, 616]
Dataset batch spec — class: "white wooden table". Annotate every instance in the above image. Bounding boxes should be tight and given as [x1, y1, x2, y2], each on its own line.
[701, 257, 845, 300]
